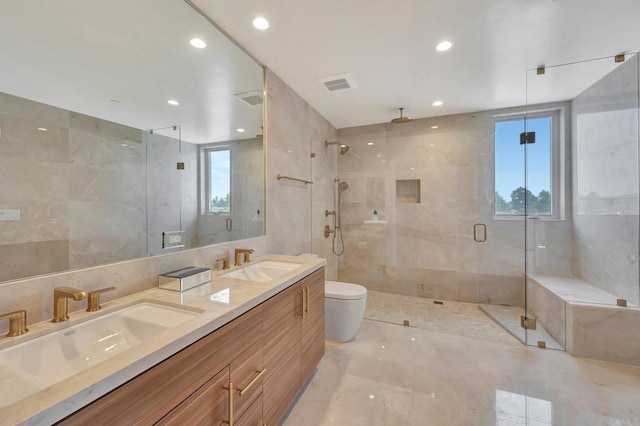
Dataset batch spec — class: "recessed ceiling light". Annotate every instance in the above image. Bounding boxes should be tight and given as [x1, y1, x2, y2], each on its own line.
[37, 127, 47, 131]
[190, 38, 206, 49]
[167, 99, 180, 106]
[237, 128, 245, 132]
[367, 142, 374, 146]
[431, 125, 439, 129]
[287, 150, 293, 153]
[121, 143, 128, 147]
[252, 17, 269, 30]
[435, 40, 453, 52]
[432, 100, 443, 107]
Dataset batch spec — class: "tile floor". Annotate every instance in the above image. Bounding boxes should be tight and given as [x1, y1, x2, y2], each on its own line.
[283, 291, 640, 425]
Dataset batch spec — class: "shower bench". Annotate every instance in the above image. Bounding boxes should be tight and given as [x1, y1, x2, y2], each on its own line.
[527, 274, 640, 366]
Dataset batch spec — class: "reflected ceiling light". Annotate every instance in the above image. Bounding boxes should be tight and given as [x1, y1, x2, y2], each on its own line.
[167, 99, 180, 106]
[432, 100, 443, 107]
[237, 128, 245, 132]
[367, 142, 374, 146]
[252, 17, 269, 30]
[431, 125, 439, 129]
[435, 40, 453, 52]
[121, 143, 128, 147]
[190, 38, 206, 48]
[37, 127, 48, 131]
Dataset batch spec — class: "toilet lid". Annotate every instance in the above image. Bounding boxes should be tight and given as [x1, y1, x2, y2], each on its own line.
[325, 281, 367, 300]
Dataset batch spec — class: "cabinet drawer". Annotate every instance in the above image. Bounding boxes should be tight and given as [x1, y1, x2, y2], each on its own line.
[236, 394, 263, 426]
[156, 366, 230, 425]
[231, 340, 264, 420]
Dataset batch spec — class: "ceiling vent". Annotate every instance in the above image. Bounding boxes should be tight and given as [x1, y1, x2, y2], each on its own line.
[235, 90, 263, 106]
[317, 73, 357, 92]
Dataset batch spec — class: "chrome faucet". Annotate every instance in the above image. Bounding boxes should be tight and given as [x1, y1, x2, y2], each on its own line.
[0, 310, 28, 337]
[52, 286, 86, 323]
[234, 248, 255, 266]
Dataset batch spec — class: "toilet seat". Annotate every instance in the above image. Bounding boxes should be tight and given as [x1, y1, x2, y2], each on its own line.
[325, 281, 367, 300]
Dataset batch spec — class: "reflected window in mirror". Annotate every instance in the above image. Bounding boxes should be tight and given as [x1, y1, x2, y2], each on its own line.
[205, 147, 231, 215]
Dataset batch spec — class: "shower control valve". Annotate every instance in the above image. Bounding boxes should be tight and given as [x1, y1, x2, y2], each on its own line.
[325, 209, 336, 217]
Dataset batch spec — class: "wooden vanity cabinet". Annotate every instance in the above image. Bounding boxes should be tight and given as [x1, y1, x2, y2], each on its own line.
[263, 268, 325, 425]
[301, 269, 325, 384]
[58, 306, 262, 426]
[57, 267, 325, 426]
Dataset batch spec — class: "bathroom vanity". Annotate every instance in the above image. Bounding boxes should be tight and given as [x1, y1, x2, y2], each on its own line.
[0, 255, 325, 425]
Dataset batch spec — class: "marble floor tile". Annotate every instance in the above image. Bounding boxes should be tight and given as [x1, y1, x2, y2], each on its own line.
[284, 291, 640, 426]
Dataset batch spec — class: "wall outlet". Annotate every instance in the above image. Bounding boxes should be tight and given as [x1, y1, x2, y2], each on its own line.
[0, 209, 20, 221]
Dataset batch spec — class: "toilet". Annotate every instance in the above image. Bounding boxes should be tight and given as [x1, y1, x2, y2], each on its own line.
[324, 280, 367, 342]
[297, 254, 367, 342]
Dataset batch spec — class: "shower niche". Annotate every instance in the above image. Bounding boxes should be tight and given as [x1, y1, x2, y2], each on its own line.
[396, 179, 421, 204]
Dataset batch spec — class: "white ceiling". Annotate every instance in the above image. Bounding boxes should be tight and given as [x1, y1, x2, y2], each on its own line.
[191, 0, 640, 129]
[0, 0, 263, 144]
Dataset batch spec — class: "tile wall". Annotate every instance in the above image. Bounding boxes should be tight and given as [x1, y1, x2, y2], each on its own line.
[336, 104, 572, 304]
[572, 56, 640, 304]
[265, 70, 338, 279]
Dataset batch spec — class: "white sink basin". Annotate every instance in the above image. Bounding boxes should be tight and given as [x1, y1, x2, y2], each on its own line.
[222, 260, 301, 282]
[0, 302, 199, 407]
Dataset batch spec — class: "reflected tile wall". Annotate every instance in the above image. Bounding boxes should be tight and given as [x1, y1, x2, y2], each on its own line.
[266, 69, 338, 278]
[0, 236, 267, 335]
[572, 57, 640, 304]
[337, 108, 571, 304]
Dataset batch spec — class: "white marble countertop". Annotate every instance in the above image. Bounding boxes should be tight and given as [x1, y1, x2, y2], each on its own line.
[0, 254, 326, 425]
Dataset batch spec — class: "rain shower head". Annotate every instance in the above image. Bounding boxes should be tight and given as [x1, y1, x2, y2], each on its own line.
[391, 107, 412, 124]
[325, 140, 350, 155]
[339, 181, 349, 192]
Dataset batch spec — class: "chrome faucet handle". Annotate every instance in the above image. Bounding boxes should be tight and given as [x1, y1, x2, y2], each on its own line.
[0, 309, 28, 337]
[87, 286, 116, 312]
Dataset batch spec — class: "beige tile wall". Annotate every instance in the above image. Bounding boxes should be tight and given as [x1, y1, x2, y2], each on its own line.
[572, 57, 640, 304]
[265, 69, 338, 279]
[336, 106, 572, 304]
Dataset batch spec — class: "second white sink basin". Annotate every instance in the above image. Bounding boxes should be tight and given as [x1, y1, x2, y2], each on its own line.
[222, 260, 301, 282]
[0, 302, 199, 407]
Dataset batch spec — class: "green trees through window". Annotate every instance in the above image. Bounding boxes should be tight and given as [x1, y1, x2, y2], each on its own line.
[494, 114, 554, 216]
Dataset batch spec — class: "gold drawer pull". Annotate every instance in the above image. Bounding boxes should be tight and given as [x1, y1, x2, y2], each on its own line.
[223, 382, 234, 425]
[305, 286, 310, 317]
[238, 368, 266, 396]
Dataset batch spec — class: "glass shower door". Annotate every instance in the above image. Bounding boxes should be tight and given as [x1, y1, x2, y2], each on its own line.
[524, 53, 640, 349]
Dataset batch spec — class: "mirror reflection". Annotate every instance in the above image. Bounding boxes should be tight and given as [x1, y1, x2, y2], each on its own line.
[0, 0, 264, 282]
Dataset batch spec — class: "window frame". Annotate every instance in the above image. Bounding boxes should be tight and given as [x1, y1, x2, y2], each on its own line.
[492, 107, 565, 221]
[201, 144, 232, 216]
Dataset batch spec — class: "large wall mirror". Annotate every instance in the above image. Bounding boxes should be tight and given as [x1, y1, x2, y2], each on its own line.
[0, 0, 265, 282]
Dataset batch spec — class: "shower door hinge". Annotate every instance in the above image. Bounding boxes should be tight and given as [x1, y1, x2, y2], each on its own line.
[536, 66, 545, 75]
[520, 132, 536, 145]
[615, 53, 626, 63]
[311, 152, 316, 158]
[176, 162, 185, 170]
[520, 315, 537, 330]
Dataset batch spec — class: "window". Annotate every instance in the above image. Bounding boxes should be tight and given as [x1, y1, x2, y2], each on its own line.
[494, 110, 562, 218]
[204, 147, 231, 215]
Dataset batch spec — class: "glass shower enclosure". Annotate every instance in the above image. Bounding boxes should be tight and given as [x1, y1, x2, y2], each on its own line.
[481, 53, 640, 350]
